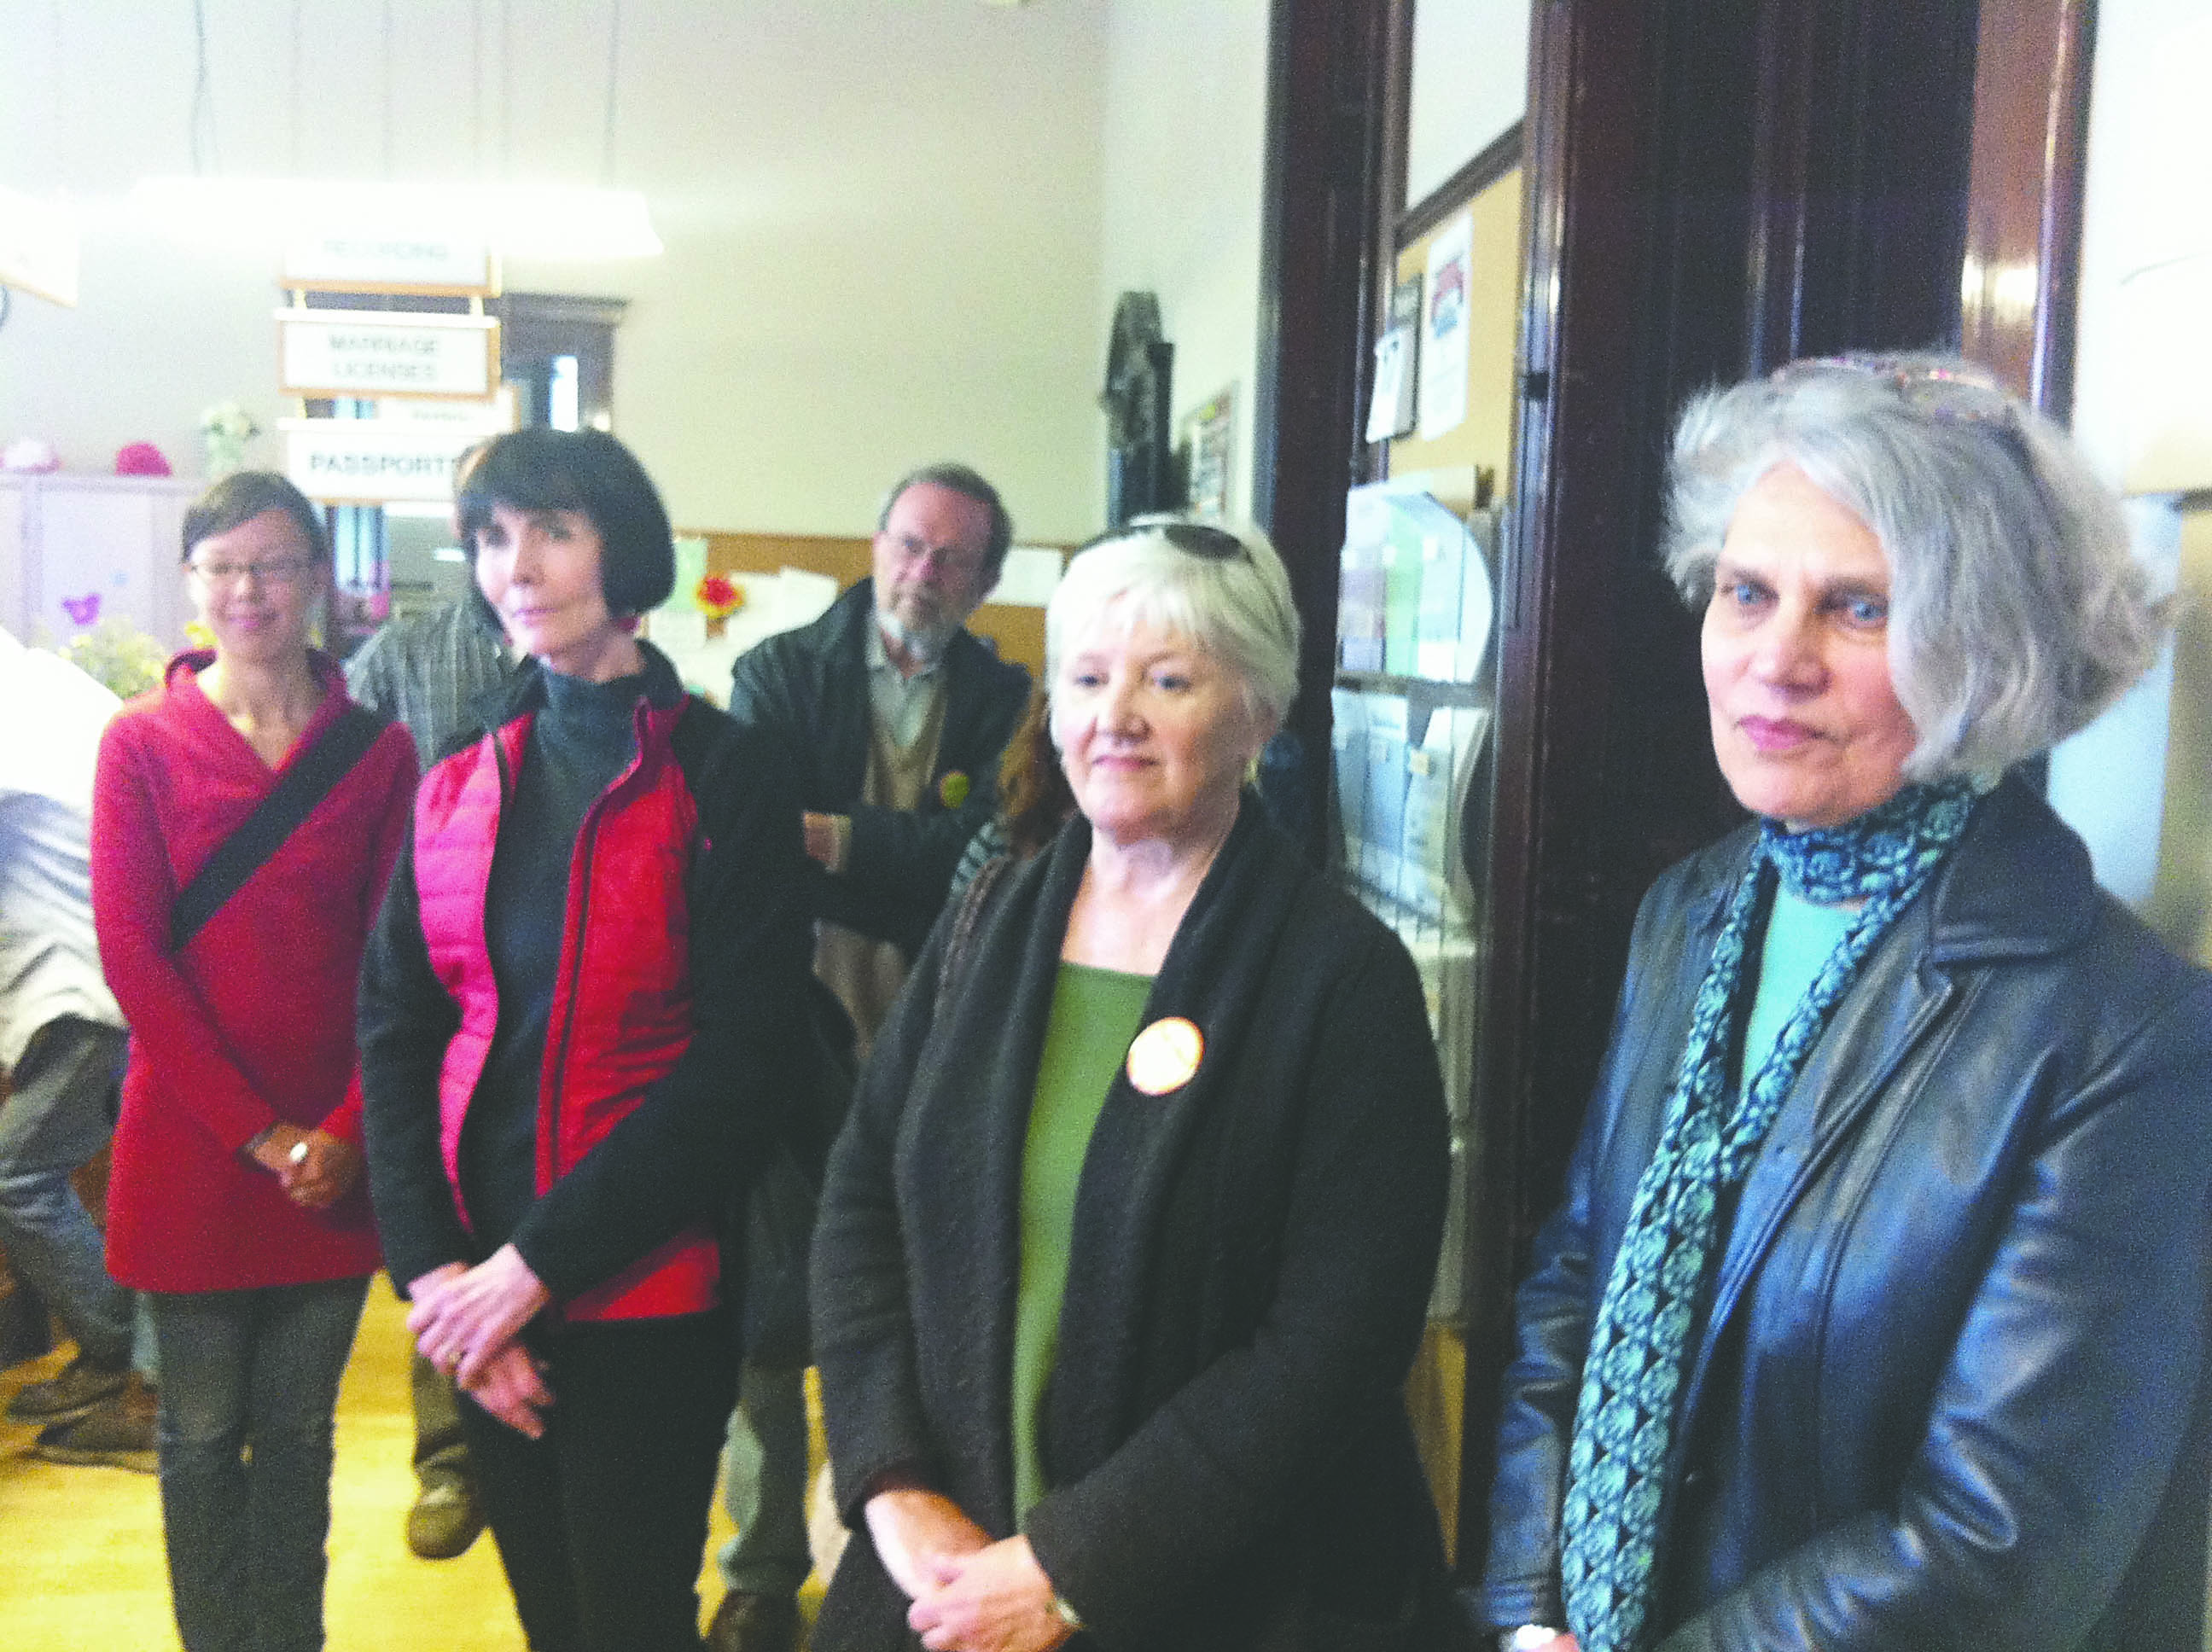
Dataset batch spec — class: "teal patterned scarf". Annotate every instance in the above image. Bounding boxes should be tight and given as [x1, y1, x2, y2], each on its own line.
[1559, 777, 1980, 1652]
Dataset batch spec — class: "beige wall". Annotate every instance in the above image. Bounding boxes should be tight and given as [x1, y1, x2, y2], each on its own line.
[1097, 0, 1272, 522]
[0, 1, 1112, 543]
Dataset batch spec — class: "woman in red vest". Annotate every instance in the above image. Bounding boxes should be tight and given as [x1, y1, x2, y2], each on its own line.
[359, 428, 813, 1652]
[92, 471, 416, 1652]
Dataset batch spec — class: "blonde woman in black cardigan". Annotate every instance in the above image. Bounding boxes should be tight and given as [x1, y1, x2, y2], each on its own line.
[812, 519, 1456, 1652]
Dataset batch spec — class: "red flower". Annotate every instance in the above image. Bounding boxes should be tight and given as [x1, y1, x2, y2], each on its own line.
[695, 573, 745, 620]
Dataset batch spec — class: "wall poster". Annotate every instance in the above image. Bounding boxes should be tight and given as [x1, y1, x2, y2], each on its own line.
[1417, 210, 1473, 442]
[1181, 386, 1235, 520]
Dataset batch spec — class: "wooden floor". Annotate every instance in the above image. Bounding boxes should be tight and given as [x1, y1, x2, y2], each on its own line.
[0, 1282, 767, 1650]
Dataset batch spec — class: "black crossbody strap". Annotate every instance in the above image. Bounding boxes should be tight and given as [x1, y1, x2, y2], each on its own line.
[169, 703, 388, 952]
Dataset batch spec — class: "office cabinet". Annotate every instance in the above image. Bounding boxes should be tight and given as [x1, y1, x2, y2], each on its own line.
[0, 474, 200, 652]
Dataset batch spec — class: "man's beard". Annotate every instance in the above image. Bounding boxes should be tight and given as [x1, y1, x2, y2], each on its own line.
[877, 596, 962, 666]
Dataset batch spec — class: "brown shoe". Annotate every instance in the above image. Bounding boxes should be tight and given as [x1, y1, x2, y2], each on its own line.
[32, 1373, 155, 1472]
[706, 1590, 799, 1652]
[8, 1351, 127, 1422]
[405, 1477, 486, 1560]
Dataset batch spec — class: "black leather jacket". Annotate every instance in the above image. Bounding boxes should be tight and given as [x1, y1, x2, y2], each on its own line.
[1480, 778, 2212, 1650]
[725, 579, 1031, 957]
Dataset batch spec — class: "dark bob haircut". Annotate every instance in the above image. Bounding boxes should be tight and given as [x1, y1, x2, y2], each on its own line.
[456, 428, 675, 616]
[181, 471, 329, 567]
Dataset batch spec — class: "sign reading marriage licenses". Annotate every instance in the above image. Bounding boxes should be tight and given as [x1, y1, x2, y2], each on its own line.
[276, 309, 500, 399]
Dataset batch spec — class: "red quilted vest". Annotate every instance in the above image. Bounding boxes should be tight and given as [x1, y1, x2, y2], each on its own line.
[412, 701, 719, 1321]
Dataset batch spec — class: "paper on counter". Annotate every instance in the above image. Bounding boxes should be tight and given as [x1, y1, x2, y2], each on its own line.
[985, 545, 1066, 608]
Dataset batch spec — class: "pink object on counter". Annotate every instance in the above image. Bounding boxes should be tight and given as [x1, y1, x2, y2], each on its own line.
[114, 442, 173, 476]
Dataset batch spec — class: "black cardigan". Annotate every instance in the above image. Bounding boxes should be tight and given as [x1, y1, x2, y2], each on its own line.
[811, 803, 1454, 1651]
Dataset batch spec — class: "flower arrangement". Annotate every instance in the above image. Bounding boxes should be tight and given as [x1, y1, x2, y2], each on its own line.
[50, 615, 168, 701]
[200, 400, 261, 477]
[694, 573, 745, 622]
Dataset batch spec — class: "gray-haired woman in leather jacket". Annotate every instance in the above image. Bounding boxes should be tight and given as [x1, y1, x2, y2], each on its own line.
[1480, 355, 2212, 1652]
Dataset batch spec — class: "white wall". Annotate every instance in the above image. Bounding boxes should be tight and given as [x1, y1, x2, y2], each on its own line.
[0, 0, 1110, 543]
[1096, 0, 1272, 522]
[2045, 0, 2212, 900]
[1405, 0, 1533, 208]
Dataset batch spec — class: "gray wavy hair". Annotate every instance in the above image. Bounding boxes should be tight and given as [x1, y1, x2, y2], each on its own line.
[1046, 516, 1301, 726]
[1664, 352, 2167, 780]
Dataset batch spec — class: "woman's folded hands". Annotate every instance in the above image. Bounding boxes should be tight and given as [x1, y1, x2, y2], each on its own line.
[864, 1485, 1073, 1652]
[406, 1252, 556, 1437]
[906, 1535, 1074, 1652]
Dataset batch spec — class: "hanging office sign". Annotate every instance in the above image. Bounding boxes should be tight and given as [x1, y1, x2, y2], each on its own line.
[282, 417, 494, 504]
[282, 232, 498, 295]
[275, 310, 501, 400]
[370, 384, 521, 430]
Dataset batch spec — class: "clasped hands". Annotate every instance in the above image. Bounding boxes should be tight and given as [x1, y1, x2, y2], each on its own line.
[866, 1485, 1074, 1652]
[247, 1123, 361, 1211]
[407, 1246, 555, 1440]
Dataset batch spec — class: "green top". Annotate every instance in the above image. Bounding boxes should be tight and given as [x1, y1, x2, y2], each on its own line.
[1011, 961, 1155, 1521]
[1742, 883, 1857, 1086]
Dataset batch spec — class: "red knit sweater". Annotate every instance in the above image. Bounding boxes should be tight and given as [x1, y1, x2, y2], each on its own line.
[92, 652, 416, 1292]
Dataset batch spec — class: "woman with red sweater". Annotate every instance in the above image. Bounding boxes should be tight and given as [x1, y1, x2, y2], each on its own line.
[90, 471, 416, 1652]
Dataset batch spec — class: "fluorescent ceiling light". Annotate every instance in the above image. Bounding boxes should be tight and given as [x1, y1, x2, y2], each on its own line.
[126, 177, 662, 259]
[0, 183, 82, 305]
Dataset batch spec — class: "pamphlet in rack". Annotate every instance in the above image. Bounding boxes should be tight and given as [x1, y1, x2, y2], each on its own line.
[1330, 479, 1501, 1325]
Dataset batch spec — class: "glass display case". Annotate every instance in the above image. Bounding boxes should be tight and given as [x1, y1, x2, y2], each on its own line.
[1330, 480, 1499, 1323]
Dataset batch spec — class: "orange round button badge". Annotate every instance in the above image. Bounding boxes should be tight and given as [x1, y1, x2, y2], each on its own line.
[1126, 1016, 1204, 1096]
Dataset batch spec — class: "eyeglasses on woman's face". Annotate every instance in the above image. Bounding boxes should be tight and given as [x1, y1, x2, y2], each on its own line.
[188, 556, 318, 590]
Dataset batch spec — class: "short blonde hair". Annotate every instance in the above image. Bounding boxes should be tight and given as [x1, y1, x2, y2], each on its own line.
[1046, 517, 1301, 724]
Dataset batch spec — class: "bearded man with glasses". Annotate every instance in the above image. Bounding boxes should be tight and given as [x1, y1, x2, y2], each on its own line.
[713, 462, 1031, 1652]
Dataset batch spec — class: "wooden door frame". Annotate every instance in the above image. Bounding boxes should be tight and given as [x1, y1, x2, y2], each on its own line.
[1960, 0, 2095, 416]
[1250, 0, 1393, 849]
[1448, 0, 2105, 1603]
[1243, 0, 2099, 1609]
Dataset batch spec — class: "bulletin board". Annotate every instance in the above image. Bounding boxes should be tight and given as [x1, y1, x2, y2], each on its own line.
[688, 527, 1049, 678]
[1386, 166, 1524, 490]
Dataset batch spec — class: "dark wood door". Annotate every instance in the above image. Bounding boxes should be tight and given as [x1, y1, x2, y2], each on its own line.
[1450, 0, 2094, 1597]
[1239, 0, 2096, 1613]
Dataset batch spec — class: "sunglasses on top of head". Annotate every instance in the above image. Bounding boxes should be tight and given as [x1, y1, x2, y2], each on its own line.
[1077, 521, 1248, 562]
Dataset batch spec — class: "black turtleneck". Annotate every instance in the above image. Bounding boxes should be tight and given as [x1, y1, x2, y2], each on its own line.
[458, 666, 645, 1254]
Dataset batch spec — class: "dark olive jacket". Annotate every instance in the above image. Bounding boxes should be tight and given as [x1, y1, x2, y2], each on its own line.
[812, 805, 1455, 1651]
[725, 578, 1031, 957]
[1479, 777, 2212, 1650]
